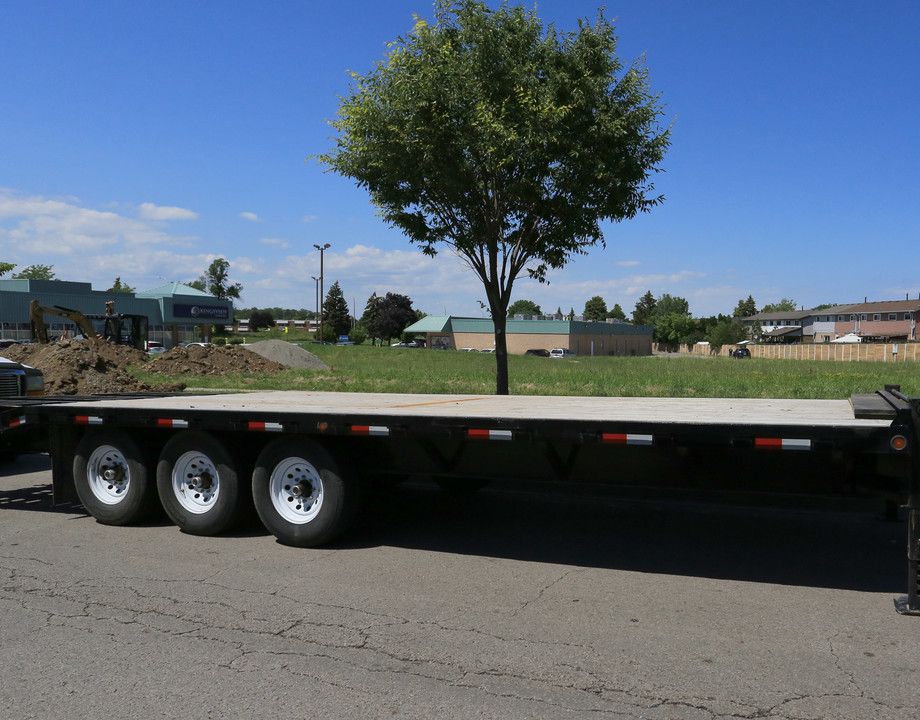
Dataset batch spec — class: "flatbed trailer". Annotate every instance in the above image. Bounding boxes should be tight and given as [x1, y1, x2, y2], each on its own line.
[5, 386, 920, 614]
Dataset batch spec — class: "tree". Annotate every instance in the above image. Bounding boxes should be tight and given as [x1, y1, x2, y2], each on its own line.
[607, 303, 626, 321]
[248, 311, 276, 332]
[654, 293, 690, 318]
[733, 295, 757, 318]
[507, 299, 542, 318]
[363, 292, 417, 342]
[706, 318, 748, 349]
[0, 262, 15, 277]
[761, 298, 797, 313]
[13, 264, 56, 280]
[318, 0, 669, 394]
[107, 277, 135, 293]
[583, 296, 608, 321]
[191, 258, 243, 302]
[653, 313, 697, 351]
[632, 290, 657, 325]
[323, 281, 352, 338]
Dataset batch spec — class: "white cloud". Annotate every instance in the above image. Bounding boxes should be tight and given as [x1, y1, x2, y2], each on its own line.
[240, 212, 260, 222]
[259, 237, 290, 248]
[138, 202, 198, 221]
[0, 190, 197, 258]
[302, 215, 318, 223]
[617, 260, 640, 267]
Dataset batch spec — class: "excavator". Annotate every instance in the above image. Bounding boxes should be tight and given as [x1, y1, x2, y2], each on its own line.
[29, 300, 149, 351]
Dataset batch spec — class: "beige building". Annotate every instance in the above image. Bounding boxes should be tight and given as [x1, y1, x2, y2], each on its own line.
[404, 316, 653, 356]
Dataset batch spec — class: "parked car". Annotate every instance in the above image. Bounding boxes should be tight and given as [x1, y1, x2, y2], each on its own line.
[0, 355, 44, 397]
[480, 348, 495, 354]
[459, 347, 479, 352]
[549, 348, 576, 358]
[524, 349, 550, 357]
[731, 347, 751, 359]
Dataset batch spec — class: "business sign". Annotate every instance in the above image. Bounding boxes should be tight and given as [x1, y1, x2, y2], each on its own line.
[173, 303, 230, 321]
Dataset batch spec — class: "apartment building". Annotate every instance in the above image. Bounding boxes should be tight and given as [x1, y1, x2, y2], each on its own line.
[742, 298, 918, 343]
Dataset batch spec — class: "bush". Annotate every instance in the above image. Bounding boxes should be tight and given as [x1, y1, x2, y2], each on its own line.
[214, 337, 227, 346]
[350, 325, 368, 345]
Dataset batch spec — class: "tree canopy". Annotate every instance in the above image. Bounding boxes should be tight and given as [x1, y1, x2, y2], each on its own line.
[107, 277, 136, 293]
[632, 290, 657, 325]
[362, 292, 418, 341]
[0, 262, 15, 277]
[12, 264, 56, 280]
[507, 299, 542, 318]
[761, 298, 797, 313]
[608, 303, 626, 321]
[190, 258, 242, 302]
[323, 281, 352, 339]
[583, 296, 608, 321]
[733, 295, 757, 318]
[318, 0, 669, 393]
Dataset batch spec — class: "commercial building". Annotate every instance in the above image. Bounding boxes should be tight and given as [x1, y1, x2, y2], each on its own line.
[0, 279, 234, 348]
[404, 315, 653, 356]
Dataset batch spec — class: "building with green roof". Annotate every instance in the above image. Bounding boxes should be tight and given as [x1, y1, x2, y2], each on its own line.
[404, 316, 652, 356]
[0, 279, 233, 347]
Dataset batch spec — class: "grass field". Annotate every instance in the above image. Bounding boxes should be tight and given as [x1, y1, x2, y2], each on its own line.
[131, 343, 920, 399]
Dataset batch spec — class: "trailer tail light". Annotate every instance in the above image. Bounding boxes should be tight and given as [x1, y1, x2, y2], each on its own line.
[157, 418, 189, 428]
[602, 433, 653, 446]
[890, 435, 908, 451]
[350, 425, 390, 437]
[754, 437, 811, 451]
[248, 421, 284, 432]
[75, 415, 103, 425]
[467, 428, 513, 441]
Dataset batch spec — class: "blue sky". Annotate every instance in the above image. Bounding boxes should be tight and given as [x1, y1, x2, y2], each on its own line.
[1, 0, 917, 318]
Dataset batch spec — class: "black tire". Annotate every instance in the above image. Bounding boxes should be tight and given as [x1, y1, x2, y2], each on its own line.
[73, 429, 158, 525]
[252, 438, 358, 547]
[156, 431, 244, 536]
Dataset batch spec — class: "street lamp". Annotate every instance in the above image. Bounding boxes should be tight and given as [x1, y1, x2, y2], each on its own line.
[313, 243, 330, 341]
[311, 276, 320, 335]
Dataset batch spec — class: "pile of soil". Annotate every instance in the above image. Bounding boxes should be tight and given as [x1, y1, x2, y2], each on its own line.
[146, 344, 290, 376]
[2, 339, 185, 395]
[2, 338, 328, 396]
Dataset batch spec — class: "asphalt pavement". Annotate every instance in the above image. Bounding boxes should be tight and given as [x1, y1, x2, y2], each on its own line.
[2, 452, 919, 719]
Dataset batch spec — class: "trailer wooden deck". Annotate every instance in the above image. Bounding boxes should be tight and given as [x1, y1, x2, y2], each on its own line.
[41, 391, 892, 429]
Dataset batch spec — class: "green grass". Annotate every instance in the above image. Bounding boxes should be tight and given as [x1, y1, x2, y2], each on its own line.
[129, 343, 920, 399]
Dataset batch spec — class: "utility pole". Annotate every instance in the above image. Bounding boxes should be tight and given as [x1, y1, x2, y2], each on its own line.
[311, 276, 320, 336]
[313, 243, 330, 341]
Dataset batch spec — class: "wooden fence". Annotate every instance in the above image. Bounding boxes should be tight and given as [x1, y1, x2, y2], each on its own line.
[679, 342, 920, 363]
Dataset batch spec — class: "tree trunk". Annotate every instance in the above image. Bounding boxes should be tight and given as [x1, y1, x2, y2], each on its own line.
[493, 313, 509, 395]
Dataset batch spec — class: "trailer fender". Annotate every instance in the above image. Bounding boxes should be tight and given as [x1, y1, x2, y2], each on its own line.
[252, 438, 359, 547]
[157, 431, 246, 536]
[73, 428, 158, 525]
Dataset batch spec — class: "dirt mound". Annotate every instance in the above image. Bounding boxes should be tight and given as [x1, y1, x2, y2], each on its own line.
[243, 340, 329, 370]
[146, 344, 289, 376]
[3, 339, 184, 395]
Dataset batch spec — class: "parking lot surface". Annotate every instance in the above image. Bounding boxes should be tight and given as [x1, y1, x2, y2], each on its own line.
[2, 453, 919, 719]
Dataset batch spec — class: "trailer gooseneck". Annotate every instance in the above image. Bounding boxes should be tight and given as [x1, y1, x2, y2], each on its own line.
[4, 386, 920, 615]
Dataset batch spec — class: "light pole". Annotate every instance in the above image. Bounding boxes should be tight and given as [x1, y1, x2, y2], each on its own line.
[313, 243, 330, 341]
[311, 276, 320, 335]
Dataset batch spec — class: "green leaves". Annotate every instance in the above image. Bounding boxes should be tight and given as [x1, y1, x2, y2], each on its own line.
[317, 0, 669, 393]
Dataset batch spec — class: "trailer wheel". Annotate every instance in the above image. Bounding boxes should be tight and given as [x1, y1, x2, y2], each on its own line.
[73, 429, 157, 525]
[157, 432, 243, 536]
[252, 439, 358, 547]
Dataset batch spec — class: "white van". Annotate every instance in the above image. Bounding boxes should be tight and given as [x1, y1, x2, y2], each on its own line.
[549, 348, 575, 359]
